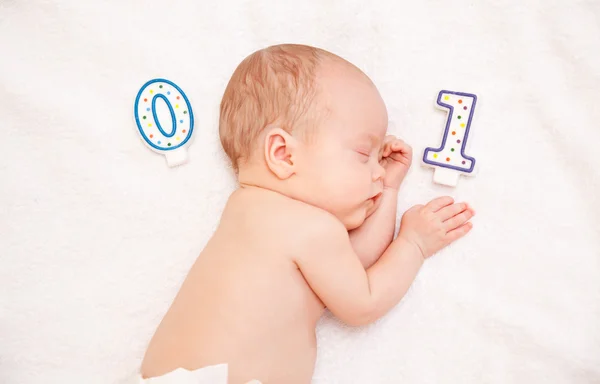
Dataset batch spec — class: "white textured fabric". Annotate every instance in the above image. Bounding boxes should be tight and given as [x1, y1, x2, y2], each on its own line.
[1, 0, 599, 383]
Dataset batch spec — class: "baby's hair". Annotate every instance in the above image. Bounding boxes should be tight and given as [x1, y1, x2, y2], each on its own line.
[219, 43, 336, 172]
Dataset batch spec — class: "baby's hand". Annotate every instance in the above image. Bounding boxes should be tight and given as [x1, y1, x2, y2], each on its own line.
[398, 196, 475, 259]
[379, 135, 412, 190]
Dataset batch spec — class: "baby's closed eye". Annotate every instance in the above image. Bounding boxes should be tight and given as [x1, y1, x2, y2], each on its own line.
[355, 149, 371, 162]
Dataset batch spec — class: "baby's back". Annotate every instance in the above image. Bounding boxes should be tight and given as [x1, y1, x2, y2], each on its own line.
[140, 187, 326, 383]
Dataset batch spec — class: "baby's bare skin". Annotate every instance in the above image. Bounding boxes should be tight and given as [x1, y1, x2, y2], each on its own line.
[141, 188, 334, 383]
[140, 47, 475, 383]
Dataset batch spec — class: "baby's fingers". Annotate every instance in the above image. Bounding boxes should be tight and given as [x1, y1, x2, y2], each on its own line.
[382, 143, 392, 158]
[446, 222, 473, 242]
[379, 138, 393, 159]
[381, 140, 397, 157]
[425, 196, 454, 212]
[444, 208, 475, 231]
[438, 202, 468, 221]
[386, 140, 410, 155]
[391, 139, 411, 154]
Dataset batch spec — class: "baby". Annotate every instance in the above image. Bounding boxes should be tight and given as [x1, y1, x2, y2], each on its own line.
[137, 44, 475, 383]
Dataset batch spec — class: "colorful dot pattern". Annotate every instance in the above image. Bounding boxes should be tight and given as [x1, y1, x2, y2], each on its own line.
[425, 92, 475, 171]
[136, 80, 193, 150]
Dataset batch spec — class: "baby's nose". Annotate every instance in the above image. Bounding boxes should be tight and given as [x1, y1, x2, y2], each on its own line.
[373, 163, 386, 182]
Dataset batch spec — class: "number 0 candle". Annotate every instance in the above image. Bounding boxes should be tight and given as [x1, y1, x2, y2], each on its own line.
[423, 90, 477, 186]
[133, 78, 195, 167]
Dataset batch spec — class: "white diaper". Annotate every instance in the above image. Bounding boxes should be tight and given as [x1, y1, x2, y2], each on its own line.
[124, 363, 261, 384]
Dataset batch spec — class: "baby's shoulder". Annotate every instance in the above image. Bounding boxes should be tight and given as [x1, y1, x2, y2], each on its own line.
[226, 187, 347, 243]
[277, 198, 349, 245]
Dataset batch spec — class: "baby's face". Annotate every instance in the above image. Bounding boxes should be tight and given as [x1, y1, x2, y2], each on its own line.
[297, 62, 388, 229]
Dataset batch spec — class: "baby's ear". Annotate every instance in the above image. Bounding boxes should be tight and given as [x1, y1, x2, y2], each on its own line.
[263, 127, 297, 179]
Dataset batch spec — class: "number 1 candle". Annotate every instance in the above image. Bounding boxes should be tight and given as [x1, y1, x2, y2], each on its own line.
[423, 90, 478, 186]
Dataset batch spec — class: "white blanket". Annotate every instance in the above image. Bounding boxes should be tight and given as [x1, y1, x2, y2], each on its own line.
[1, 0, 599, 382]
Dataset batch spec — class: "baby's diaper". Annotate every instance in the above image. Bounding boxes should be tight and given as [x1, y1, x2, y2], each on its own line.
[124, 363, 262, 384]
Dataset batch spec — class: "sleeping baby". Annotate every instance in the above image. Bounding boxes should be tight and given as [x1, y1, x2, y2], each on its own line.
[133, 44, 475, 383]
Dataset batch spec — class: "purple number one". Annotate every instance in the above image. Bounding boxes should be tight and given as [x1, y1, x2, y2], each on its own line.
[423, 90, 477, 186]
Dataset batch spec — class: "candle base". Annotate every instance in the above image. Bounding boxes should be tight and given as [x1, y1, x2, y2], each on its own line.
[164, 148, 188, 167]
[433, 167, 460, 187]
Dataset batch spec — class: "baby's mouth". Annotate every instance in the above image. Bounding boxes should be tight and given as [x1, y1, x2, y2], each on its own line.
[370, 192, 383, 203]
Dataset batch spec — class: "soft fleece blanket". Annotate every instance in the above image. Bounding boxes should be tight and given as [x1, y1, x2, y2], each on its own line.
[1, 0, 599, 383]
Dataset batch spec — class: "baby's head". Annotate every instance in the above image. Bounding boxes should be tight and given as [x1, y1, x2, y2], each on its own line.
[219, 44, 388, 229]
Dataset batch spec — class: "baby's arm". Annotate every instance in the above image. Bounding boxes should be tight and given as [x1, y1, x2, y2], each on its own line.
[296, 196, 474, 326]
[348, 187, 398, 269]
